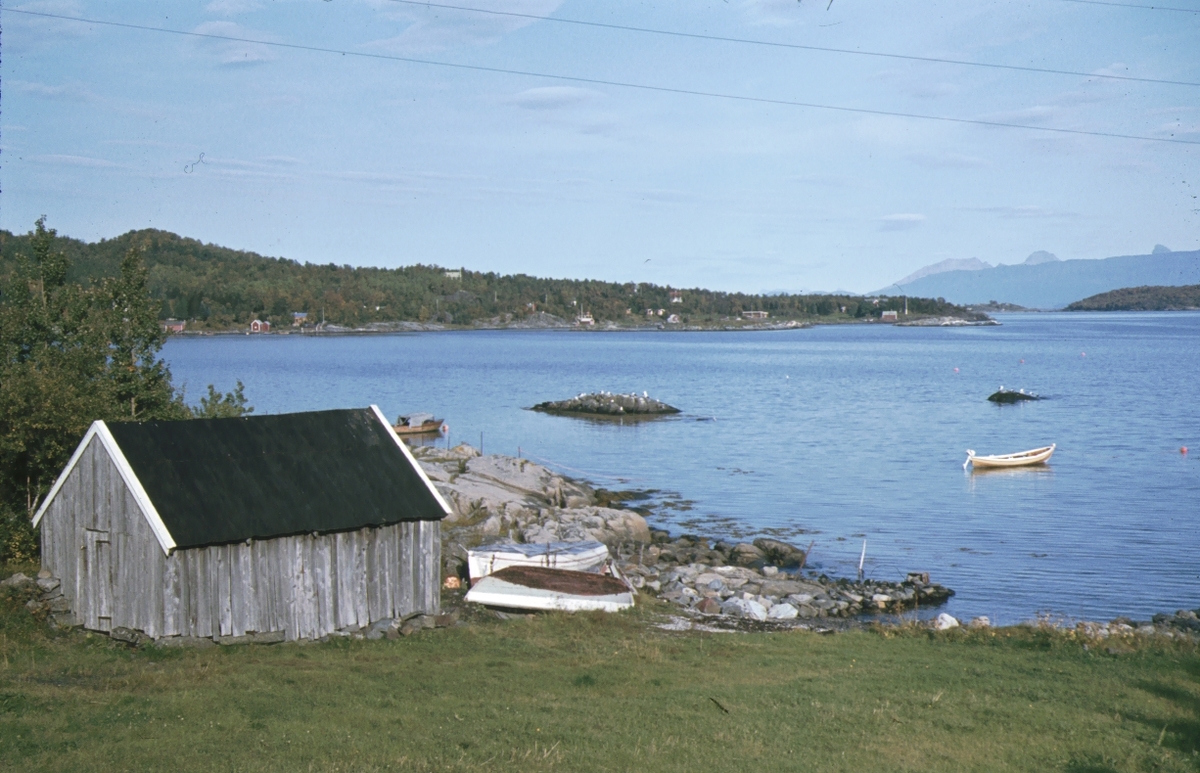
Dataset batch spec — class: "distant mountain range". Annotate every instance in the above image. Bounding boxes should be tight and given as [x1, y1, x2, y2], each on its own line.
[874, 246, 1200, 309]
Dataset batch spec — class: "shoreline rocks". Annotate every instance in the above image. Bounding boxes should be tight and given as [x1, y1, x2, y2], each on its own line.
[530, 392, 680, 417]
[413, 445, 955, 628]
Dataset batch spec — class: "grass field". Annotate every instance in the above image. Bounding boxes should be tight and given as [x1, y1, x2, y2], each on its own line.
[1, 586, 1198, 772]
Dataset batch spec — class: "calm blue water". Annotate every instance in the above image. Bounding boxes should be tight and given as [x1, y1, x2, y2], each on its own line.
[163, 313, 1200, 624]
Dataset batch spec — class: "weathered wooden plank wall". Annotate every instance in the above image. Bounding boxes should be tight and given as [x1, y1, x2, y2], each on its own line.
[40, 437, 442, 641]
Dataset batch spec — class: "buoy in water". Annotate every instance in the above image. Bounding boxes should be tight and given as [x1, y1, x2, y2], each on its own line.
[1183, 446, 1189, 455]
[953, 367, 959, 373]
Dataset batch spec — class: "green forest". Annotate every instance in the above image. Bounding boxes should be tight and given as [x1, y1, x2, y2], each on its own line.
[1, 222, 976, 330]
[1066, 284, 1200, 311]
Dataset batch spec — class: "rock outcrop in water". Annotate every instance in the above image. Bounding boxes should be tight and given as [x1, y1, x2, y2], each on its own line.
[531, 391, 680, 417]
[987, 388, 1042, 403]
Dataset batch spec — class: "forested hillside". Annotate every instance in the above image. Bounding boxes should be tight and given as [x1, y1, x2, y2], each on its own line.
[1066, 284, 1200, 311]
[1, 224, 974, 328]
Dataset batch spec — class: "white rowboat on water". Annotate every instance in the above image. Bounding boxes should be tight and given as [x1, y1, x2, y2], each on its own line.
[964, 444, 1056, 470]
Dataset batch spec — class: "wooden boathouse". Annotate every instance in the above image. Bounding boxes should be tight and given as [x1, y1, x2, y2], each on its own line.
[32, 406, 450, 642]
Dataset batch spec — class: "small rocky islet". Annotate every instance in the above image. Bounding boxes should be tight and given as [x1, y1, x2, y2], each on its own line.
[987, 387, 1043, 403]
[530, 391, 680, 417]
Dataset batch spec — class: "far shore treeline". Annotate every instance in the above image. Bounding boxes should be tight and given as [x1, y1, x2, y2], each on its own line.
[0, 224, 976, 329]
[1066, 284, 1200, 312]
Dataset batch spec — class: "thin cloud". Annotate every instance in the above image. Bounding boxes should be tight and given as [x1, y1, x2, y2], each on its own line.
[506, 87, 600, 111]
[30, 154, 119, 168]
[365, 0, 563, 55]
[908, 151, 989, 169]
[967, 205, 1077, 220]
[8, 80, 97, 101]
[204, 0, 264, 14]
[878, 213, 926, 231]
[191, 21, 277, 66]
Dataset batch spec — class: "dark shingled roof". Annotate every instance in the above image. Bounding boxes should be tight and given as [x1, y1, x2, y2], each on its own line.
[105, 408, 447, 550]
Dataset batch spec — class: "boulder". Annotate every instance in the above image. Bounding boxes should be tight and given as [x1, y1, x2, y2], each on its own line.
[522, 507, 650, 546]
[695, 597, 722, 615]
[729, 543, 765, 567]
[720, 598, 768, 621]
[366, 618, 395, 640]
[767, 603, 799, 620]
[110, 627, 152, 646]
[752, 538, 805, 568]
[156, 636, 216, 649]
[0, 573, 35, 592]
[935, 613, 960, 630]
[36, 577, 61, 594]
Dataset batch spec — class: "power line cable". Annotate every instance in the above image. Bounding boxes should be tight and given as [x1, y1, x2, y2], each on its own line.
[384, 0, 1200, 88]
[6, 7, 1199, 146]
[1050, 0, 1199, 12]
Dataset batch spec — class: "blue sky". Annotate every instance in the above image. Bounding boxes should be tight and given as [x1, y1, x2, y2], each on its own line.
[2, 0, 1198, 293]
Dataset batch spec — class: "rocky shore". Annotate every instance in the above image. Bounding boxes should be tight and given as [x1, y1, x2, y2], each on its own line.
[414, 444, 1200, 636]
[417, 444, 954, 629]
[530, 392, 680, 417]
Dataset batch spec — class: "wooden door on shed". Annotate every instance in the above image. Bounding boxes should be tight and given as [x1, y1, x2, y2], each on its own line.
[77, 529, 113, 631]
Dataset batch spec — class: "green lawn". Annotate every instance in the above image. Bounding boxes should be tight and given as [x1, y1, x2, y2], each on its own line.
[1, 590, 1197, 772]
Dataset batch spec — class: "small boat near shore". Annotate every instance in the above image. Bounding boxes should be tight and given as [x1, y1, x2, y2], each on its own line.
[964, 444, 1056, 470]
[467, 540, 610, 582]
[464, 564, 635, 612]
[392, 412, 445, 435]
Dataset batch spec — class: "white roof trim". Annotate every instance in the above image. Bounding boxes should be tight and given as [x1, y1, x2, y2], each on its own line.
[370, 404, 454, 517]
[32, 421, 176, 555]
[32, 422, 102, 528]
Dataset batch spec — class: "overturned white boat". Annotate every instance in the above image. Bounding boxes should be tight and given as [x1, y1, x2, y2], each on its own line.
[965, 444, 1055, 470]
[467, 539, 610, 582]
[465, 564, 635, 613]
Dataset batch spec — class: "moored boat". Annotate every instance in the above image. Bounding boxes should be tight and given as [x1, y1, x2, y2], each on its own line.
[392, 412, 445, 435]
[964, 444, 1056, 470]
[467, 539, 610, 582]
[464, 564, 635, 612]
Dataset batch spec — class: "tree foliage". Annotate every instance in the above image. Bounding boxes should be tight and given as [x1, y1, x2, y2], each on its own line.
[1066, 284, 1200, 311]
[0, 219, 251, 564]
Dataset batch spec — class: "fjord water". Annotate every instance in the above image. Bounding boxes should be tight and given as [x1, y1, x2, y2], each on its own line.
[164, 312, 1200, 624]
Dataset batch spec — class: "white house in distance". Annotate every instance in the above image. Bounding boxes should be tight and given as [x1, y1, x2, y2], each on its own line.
[33, 407, 450, 642]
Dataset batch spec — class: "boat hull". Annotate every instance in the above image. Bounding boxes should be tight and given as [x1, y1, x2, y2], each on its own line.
[465, 565, 634, 612]
[966, 444, 1055, 469]
[392, 419, 444, 435]
[468, 540, 610, 581]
